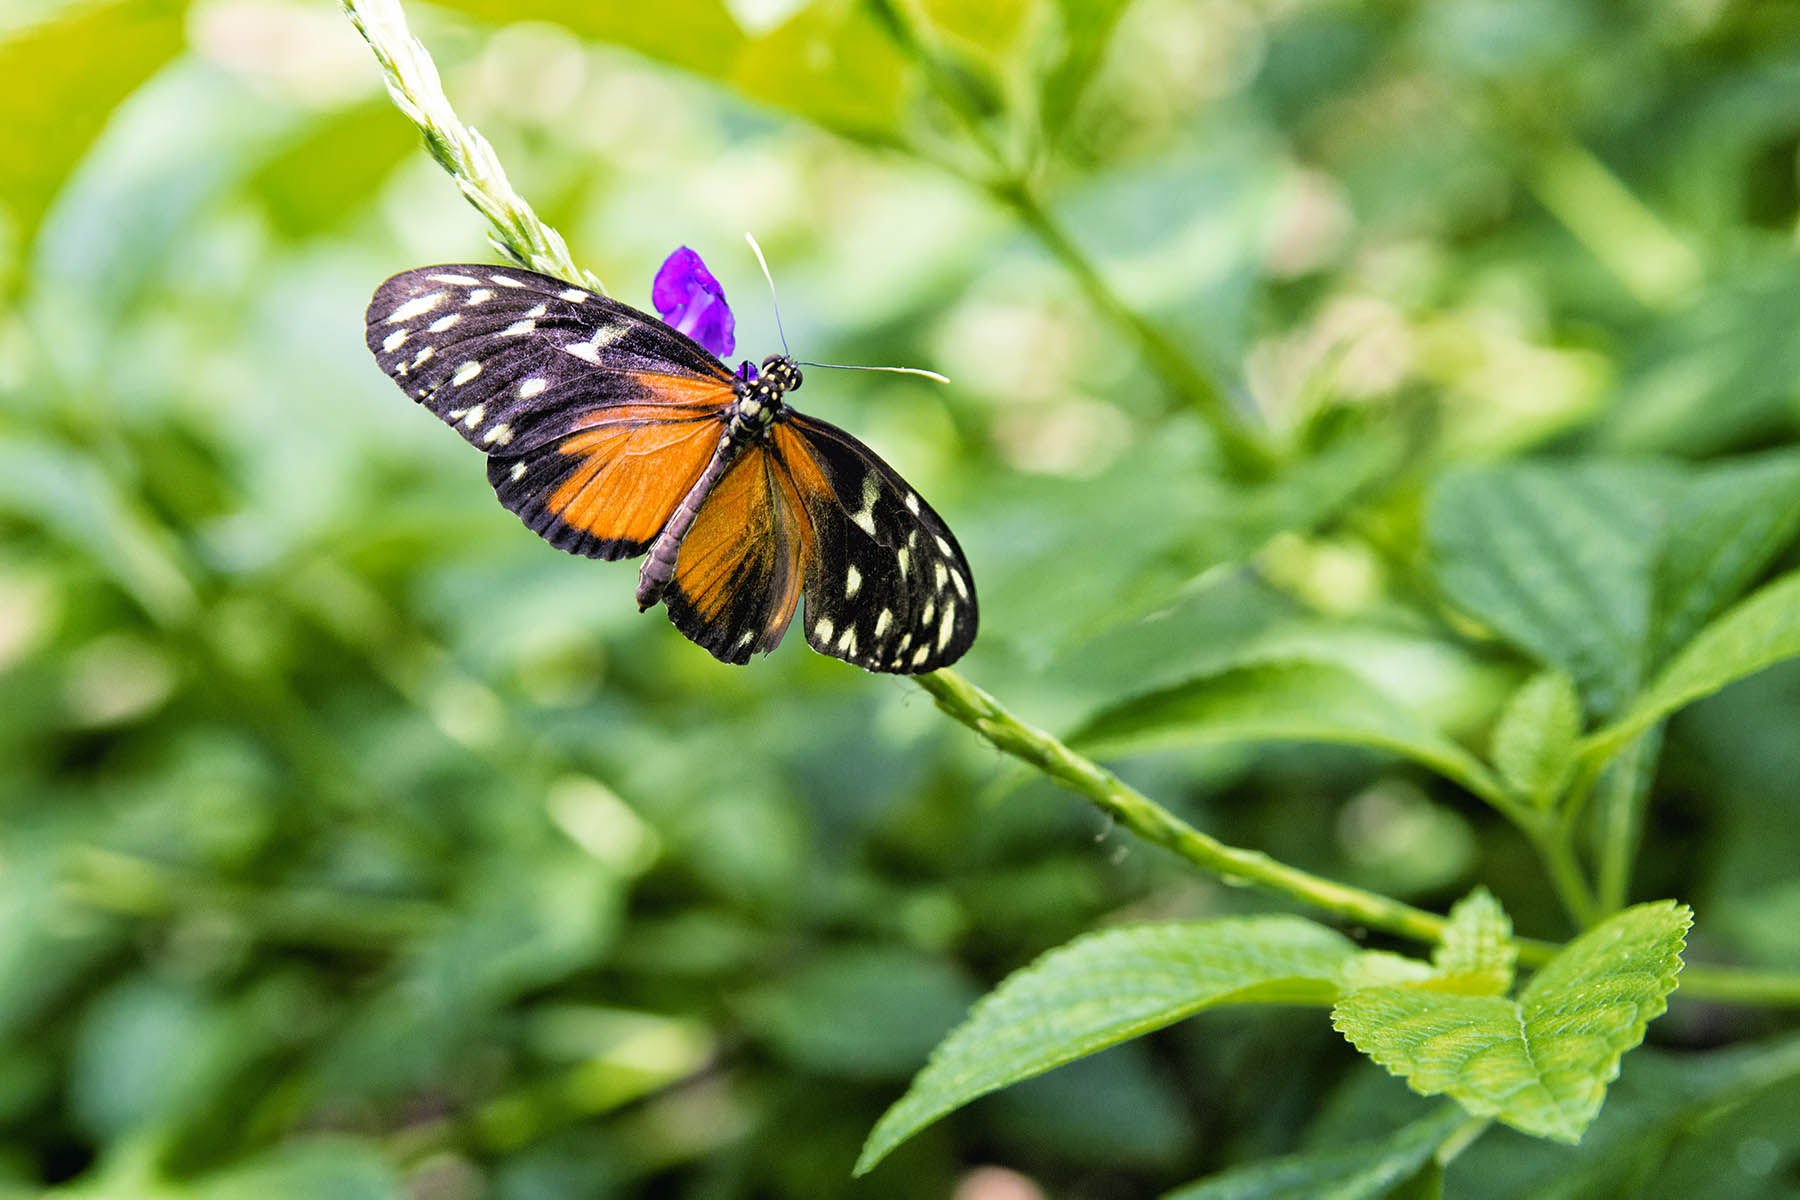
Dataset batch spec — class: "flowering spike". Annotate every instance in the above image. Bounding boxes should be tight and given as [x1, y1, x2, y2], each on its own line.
[652, 246, 735, 359]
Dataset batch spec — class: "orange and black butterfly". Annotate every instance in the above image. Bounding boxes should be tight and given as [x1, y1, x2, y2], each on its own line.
[363, 250, 976, 672]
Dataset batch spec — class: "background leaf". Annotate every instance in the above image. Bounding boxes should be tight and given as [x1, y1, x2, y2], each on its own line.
[1428, 462, 1680, 718]
[1490, 670, 1581, 809]
[1161, 1105, 1466, 1200]
[857, 918, 1358, 1175]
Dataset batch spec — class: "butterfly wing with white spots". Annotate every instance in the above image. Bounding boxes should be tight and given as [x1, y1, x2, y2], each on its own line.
[774, 414, 977, 673]
[365, 265, 737, 560]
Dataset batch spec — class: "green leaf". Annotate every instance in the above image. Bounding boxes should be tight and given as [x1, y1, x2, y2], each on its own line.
[1649, 448, 1800, 667]
[1332, 902, 1691, 1143]
[1040, 0, 1134, 140]
[0, 0, 186, 258]
[436, 0, 745, 76]
[1161, 1105, 1467, 1200]
[1431, 888, 1514, 995]
[856, 917, 1359, 1175]
[1490, 671, 1581, 808]
[1067, 661, 1508, 807]
[729, 1, 915, 143]
[1589, 569, 1800, 760]
[1428, 462, 1681, 718]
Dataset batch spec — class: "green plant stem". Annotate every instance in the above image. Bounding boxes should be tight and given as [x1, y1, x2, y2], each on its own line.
[914, 669, 1800, 1007]
[916, 668, 1450, 944]
[1595, 728, 1661, 914]
[1523, 823, 1602, 929]
[993, 178, 1278, 481]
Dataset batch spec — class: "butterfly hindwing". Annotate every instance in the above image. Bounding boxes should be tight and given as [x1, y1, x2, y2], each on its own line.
[776, 415, 977, 673]
[365, 265, 734, 457]
[663, 446, 808, 664]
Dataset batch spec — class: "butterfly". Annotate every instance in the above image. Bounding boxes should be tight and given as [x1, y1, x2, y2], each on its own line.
[362, 255, 977, 673]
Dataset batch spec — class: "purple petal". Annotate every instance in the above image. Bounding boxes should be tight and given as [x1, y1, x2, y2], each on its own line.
[737, 360, 758, 383]
[652, 246, 735, 359]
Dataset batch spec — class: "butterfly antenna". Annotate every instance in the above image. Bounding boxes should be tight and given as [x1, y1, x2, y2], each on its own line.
[745, 232, 949, 384]
[743, 232, 790, 357]
[795, 361, 950, 385]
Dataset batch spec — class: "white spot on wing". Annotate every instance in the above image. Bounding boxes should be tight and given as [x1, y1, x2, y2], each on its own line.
[912, 644, 929, 667]
[464, 288, 493, 305]
[427, 273, 479, 286]
[836, 627, 858, 656]
[905, 492, 920, 514]
[938, 602, 957, 650]
[815, 617, 834, 644]
[735, 630, 755, 651]
[452, 361, 481, 386]
[950, 568, 969, 600]
[510, 461, 528, 481]
[386, 291, 446, 323]
[525, 304, 547, 319]
[922, 598, 935, 624]
[428, 313, 460, 333]
[410, 346, 435, 368]
[936, 535, 954, 557]
[461, 403, 485, 427]
[850, 474, 879, 537]
[845, 565, 862, 598]
[559, 288, 590, 303]
[501, 319, 536, 337]
[874, 609, 892, 638]
[518, 378, 548, 399]
[482, 423, 514, 446]
[896, 546, 910, 578]
[933, 562, 948, 591]
[490, 274, 527, 287]
[382, 329, 408, 352]
[565, 325, 626, 363]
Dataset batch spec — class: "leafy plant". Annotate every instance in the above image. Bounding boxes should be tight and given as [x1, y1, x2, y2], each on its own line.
[2, 0, 1798, 1195]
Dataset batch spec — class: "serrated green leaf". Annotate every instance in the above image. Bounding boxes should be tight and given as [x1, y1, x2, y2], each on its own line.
[1588, 569, 1800, 761]
[1161, 1105, 1467, 1200]
[1332, 902, 1691, 1143]
[856, 917, 1359, 1175]
[0, 0, 185, 258]
[1432, 889, 1514, 992]
[1649, 448, 1800, 666]
[1428, 462, 1682, 718]
[1067, 661, 1508, 807]
[1490, 671, 1581, 808]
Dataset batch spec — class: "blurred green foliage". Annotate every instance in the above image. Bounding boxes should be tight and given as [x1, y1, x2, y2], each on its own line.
[3, 0, 1800, 1196]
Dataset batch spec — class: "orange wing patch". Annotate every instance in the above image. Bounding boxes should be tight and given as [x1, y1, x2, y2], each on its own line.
[546, 419, 721, 548]
[665, 446, 811, 658]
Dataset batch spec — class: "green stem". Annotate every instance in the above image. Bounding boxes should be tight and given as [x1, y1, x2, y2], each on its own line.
[1595, 728, 1661, 914]
[913, 670, 1800, 1007]
[1526, 823, 1602, 929]
[915, 668, 1449, 945]
[994, 179, 1278, 480]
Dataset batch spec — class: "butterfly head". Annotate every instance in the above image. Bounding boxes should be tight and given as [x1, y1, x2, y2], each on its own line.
[757, 355, 803, 395]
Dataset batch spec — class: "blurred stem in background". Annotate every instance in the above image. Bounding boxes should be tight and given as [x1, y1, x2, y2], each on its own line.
[341, 0, 1800, 1010]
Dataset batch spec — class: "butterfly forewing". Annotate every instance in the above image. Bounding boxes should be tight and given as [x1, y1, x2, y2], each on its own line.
[365, 265, 733, 457]
[488, 414, 723, 560]
[777, 415, 977, 673]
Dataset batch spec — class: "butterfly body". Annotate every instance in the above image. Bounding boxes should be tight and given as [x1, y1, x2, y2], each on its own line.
[634, 355, 800, 612]
[364, 264, 977, 673]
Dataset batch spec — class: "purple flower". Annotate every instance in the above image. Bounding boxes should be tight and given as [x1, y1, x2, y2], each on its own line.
[652, 246, 735, 359]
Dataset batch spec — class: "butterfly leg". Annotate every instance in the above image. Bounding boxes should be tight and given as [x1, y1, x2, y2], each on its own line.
[636, 435, 739, 610]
